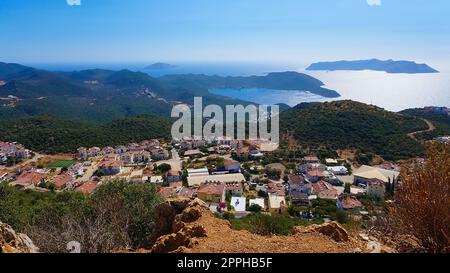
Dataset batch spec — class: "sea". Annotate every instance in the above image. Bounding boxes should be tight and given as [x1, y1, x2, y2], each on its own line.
[31, 62, 450, 112]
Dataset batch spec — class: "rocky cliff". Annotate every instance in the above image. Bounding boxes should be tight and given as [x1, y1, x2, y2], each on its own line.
[150, 198, 372, 253]
[0, 221, 39, 253]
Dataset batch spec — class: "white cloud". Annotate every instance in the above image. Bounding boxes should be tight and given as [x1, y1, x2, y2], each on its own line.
[367, 0, 382, 6]
[66, 0, 81, 6]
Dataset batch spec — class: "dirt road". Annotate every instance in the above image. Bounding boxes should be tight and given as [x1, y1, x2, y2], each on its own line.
[407, 119, 436, 141]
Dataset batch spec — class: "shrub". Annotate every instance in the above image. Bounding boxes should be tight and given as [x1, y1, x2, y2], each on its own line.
[390, 143, 450, 253]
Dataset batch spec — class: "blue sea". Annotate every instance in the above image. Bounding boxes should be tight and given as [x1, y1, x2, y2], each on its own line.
[29, 62, 450, 111]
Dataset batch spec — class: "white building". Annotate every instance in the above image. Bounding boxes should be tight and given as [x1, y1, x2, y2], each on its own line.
[187, 173, 245, 187]
[249, 198, 265, 209]
[230, 197, 246, 212]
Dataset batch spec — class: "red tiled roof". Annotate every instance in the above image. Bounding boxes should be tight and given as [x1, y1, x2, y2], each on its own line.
[307, 170, 324, 177]
[304, 156, 319, 162]
[52, 174, 73, 188]
[75, 181, 98, 194]
[198, 183, 225, 196]
[312, 181, 338, 199]
[338, 194, 363, 210]
[288, 175, 305, 185]
[15, 171, 46, 186]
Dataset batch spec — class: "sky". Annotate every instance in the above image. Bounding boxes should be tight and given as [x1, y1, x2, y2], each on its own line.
[0, 0, 449, 65]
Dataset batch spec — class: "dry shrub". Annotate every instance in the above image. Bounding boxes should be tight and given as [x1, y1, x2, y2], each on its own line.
[390, 142, 449, 253]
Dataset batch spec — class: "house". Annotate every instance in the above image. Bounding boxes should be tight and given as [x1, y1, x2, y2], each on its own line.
[120, 152, 135, 165]
[151, 148, 169, 161]
[0, 142, 29, 163]
[267, 182, 285, 196]
[353, 165, 400, 185]
[197, 183, 226, 203]
[88, 147, 102, 158]
[150, 175, 164, 184]
[225, 182, 243, 197]
[303, 156, 320, 164]
[306, 169, 325, 183]
[187, 168, 210, 177]
[77, 147, 88, 160]
[51, 174, 74, 189]
[187, 173, 245, 187]
[98, 160, 123, 175]
[129, 169, 147, 183]
[288, 175, 312, 194]
[290, 191, 311, 206]
[115, 145, 127, 154]
[325, 158, 339, 166]
[297, 163, 326, 174]
[249, 198, 265, 209]
[268, 194, 288, 214]
[327, 166, 349, 175]
[133, 150, 151, 163]
[337, 194, 364, 211]
[102, 146, 115, 155]
[367, 178, 386, 199]
[224, 159, 241, 173]
[230, 197, 246, 212]
[184, 149, 202, 158]
[312, 181, 338, 200]
[165, 170, 182, 182]
[75, 181, 98, 194]
[13, 171, 47, 188]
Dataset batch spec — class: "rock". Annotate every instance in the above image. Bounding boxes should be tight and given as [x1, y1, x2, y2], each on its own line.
[150, 198, 210, 253]
[0, 221, 39, 253]
[151, 224, 207, 253]
[296, 222, 350, 242]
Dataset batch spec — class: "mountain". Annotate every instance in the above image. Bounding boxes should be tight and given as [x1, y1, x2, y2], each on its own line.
[0, 62, 344, 122]
[306, 59, 439, 74]
[158, 71, 340, 98]
[143, 62, 178, 70]
[279, 100, 427, 160]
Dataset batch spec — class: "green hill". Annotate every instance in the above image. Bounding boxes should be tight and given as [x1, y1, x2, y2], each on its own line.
[400, 107, 450, 140]
[0, 115, 172, 154]
[280, 100, 427, 160]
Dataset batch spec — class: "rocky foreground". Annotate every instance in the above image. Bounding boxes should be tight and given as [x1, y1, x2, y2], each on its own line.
[1, 198, 400, 253]
[150, 199, 378, 253]
[0, 222, 39, 253]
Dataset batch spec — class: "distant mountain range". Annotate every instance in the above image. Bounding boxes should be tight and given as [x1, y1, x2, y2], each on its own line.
[143, 62, 178, 70]
[306, 59, 439, 74]
[0, 62, 339, 122]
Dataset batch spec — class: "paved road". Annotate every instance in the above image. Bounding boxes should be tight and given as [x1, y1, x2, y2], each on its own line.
[157, 149, 182, 172]
[407, 119, 436, 141]
[77, 162, 98, 182]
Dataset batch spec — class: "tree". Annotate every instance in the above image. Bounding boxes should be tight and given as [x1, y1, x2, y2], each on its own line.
[248, 204, 262, 213]
[157, 163, 171, 174]
[344, 183, 351, 194]
[389, 143, 450, 253]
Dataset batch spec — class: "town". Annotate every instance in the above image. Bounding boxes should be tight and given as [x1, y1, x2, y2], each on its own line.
[1, 135, 421, 229]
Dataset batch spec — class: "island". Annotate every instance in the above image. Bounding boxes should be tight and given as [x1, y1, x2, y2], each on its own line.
[306, 59, 439, 74]
[143, 62, 178, 70]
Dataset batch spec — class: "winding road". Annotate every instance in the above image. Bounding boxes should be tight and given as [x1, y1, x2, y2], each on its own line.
[407, 119, 436, 141]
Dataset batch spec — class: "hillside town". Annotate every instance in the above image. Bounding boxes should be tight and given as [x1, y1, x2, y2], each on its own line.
[0, 136, 413, 227]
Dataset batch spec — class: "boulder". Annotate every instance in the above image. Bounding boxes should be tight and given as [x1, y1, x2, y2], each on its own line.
[0, 221, 39, 253]
[296, 222, 350, 242]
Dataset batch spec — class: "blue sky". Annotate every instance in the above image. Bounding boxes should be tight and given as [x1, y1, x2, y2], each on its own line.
[0, 0, 449, 65]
